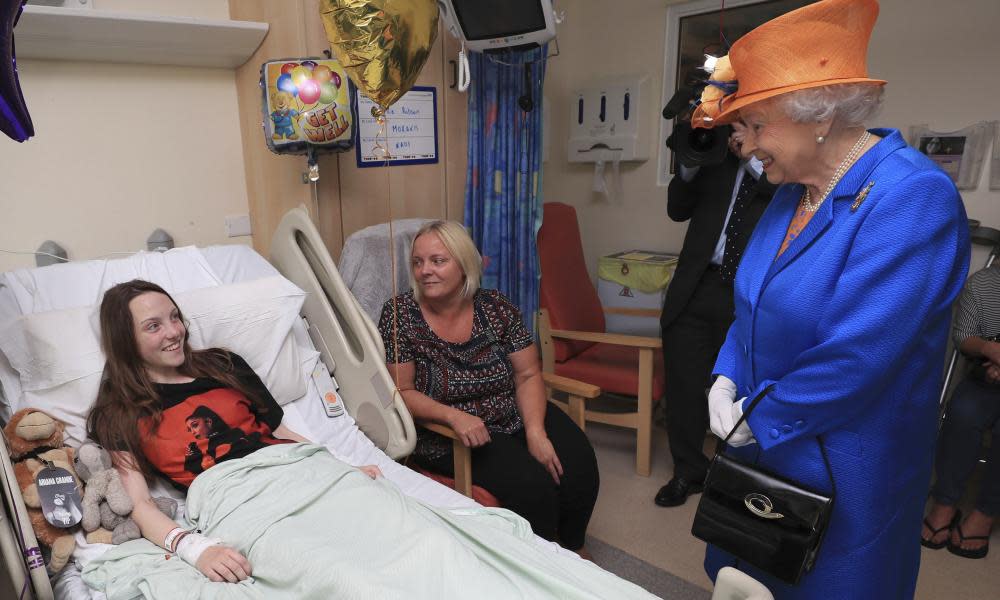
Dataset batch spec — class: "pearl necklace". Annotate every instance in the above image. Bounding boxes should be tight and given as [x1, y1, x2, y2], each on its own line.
[801, 131, 872, 212]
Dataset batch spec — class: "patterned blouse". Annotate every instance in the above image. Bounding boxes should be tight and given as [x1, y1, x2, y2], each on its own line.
[377, 289, 534, 459]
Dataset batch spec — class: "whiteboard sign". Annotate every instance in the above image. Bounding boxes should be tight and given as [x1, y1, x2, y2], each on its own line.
[355, 86, 439, 167]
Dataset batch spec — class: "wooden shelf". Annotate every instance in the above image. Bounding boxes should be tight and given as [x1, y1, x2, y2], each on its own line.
[16, 5, 268, 68]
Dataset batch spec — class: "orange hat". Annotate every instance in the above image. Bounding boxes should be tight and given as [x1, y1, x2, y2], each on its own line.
[692, 0, 886, 128]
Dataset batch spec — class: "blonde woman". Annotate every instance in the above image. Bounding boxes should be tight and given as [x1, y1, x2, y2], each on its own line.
[378, 220, 599, 554]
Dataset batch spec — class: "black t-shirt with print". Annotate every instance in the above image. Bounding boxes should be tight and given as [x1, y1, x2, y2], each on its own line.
[139, 351, 291, 489]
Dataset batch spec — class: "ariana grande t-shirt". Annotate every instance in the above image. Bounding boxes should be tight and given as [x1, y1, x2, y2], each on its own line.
[139, 352, 292, 489]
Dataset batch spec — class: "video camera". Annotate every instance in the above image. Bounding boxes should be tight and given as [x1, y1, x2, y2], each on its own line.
[663, 67, 731, 169]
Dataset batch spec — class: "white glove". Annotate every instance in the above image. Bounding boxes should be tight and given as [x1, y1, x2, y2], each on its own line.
[708, 376, 738, 440]
[727, 397, 756, 447]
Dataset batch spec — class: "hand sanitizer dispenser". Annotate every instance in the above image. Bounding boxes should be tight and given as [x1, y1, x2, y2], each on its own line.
[568, 75, 650, 164]
[568, 75, 649, 201]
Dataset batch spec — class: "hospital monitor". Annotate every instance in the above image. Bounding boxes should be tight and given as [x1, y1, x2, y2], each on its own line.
[439, 0, 557, 52]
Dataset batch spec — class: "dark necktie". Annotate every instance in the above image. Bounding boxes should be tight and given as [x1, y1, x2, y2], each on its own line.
[719, 171, 757, 283]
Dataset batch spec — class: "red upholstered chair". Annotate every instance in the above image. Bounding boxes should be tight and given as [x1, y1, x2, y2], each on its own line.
[537, 202, 665, 476]
[407, 374, 600, 505]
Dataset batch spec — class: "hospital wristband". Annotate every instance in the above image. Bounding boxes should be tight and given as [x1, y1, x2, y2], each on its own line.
[162, 527, 185, 552]
[171, 531, 190, 553]
[175, 533, 222, 567]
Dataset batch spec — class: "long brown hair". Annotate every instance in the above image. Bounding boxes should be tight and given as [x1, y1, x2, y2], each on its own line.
[86, 280, 267, 480]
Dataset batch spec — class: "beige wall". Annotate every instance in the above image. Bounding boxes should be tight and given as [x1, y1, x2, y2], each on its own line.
[544, 0, 1000, 277]
[4, 0, 995, 274]
[0, 0, 249, 272]
[544, 0, 675, 275]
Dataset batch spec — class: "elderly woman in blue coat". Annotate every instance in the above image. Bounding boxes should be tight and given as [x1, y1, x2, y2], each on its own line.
[690, 0, 971, 598]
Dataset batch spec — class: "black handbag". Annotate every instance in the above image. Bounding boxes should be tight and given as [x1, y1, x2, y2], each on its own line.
[691, 384, 835, 585]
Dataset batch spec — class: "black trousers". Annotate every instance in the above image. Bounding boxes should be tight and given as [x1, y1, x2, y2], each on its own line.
[661, 267, 735, 482]
[416, 407, 599, 550]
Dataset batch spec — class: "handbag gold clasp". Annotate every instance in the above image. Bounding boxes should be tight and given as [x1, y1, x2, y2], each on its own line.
[744, 493, 785, 519]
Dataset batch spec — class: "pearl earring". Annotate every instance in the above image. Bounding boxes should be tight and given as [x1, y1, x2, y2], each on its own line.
[816, 135, 826, 144]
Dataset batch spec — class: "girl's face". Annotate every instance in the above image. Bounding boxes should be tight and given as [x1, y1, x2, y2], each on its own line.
[411, 233, 465, 302]
[129, 292, 186, 382]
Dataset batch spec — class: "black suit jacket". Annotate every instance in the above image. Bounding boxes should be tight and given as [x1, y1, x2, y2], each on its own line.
[660, 154, 776, 329]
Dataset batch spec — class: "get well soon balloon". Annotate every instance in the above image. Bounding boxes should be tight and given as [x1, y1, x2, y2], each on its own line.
[260, 57, 354, 156]
[320, 0, 438, 115]
[0, 0, 33, 142]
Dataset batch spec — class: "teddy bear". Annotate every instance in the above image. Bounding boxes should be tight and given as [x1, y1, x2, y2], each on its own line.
[74, 441, 178, 545]
[3, 408, 80, 574]
[270, 91, 301, 140]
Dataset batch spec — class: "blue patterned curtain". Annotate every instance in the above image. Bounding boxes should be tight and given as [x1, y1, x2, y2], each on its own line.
[464, 46, 547, 329]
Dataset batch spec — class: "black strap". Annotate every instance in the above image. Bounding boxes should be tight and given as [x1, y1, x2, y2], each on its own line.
[10, 445, 60, 464]
[718, 383, 836, 497]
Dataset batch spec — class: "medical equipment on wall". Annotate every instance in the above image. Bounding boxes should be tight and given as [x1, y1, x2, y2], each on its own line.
[568, 75, 650, 201]
[35, 241, 67, 267]
[146, 228, 174, 252]
[439, 0, 562, 93]
[438, 0, 557, 53]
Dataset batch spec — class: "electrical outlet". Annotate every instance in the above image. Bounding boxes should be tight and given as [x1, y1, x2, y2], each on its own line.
[225, 215, 252, 237]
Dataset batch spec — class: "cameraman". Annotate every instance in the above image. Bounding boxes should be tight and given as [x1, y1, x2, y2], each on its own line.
[655, 123, 776, 507]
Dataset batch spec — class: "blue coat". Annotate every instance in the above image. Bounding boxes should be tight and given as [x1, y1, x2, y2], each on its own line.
[707, 129, 970, 599]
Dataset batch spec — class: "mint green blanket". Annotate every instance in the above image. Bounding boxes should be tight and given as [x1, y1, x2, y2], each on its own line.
[82, 444, 658, 599]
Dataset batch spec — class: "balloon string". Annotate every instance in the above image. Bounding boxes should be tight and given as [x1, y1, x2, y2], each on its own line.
[372, 110, 391, 162]
[378, 111, 402, 398]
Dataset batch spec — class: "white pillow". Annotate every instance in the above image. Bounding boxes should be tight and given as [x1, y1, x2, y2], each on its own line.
[177, 276, 308, 405]
[0, 304, 105, 444]
[0, 276, 308, 446]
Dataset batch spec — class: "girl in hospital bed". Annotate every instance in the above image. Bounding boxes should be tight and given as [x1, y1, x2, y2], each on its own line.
[86, 279, 380, 583]
[81, 279, 654, 598]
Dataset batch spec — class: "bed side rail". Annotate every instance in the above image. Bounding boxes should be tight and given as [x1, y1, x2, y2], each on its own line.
[0, 435, 52, 600]
[269, 207, 416, 459]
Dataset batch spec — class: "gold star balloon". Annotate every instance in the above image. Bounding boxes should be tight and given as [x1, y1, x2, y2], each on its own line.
[320, 0, 439, 116]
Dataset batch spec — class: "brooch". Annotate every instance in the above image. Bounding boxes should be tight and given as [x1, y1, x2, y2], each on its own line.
[851, 181, 876, 212]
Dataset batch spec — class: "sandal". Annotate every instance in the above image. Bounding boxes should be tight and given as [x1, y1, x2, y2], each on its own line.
[947, 522, 990, 559]
[921, 509, 960, 550]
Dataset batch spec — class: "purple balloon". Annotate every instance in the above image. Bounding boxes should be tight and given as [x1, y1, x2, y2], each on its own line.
[0, 0, 32, 142]
[276, 73, 298, 96]
[301, 60, 318, 69]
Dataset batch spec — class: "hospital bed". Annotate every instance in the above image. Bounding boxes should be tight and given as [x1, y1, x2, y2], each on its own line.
[0, 208, 628, 600]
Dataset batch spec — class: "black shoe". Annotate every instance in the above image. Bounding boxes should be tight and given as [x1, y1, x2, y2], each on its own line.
[654, 477, 703, 507]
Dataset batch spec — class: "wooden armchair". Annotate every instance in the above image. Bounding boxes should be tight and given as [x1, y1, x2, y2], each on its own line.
[536, 203, 666, 476]
[537, 309, 662, 475]
[415, 372, 600, 500]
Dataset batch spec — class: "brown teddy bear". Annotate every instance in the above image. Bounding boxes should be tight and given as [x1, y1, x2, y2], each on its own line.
[3, 408, 80, 574]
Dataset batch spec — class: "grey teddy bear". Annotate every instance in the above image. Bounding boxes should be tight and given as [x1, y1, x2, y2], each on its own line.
[75, 441, 177, 544]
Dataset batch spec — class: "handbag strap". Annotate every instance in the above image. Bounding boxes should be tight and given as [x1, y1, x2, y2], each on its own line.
[718, 383, 836, 497]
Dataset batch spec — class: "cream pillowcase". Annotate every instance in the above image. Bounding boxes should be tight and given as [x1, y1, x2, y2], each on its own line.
[0, 276, 308, 445]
